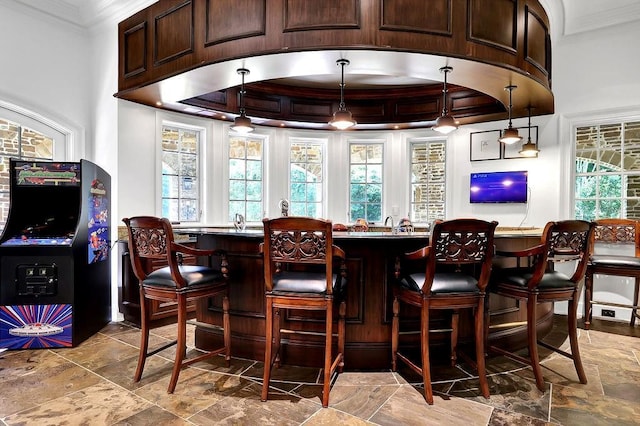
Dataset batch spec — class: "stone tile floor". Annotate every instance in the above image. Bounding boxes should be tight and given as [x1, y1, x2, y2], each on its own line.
[1, 317, 639, 425]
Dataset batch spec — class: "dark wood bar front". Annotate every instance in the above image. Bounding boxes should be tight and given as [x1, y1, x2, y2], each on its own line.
[184, 228, 547, 370]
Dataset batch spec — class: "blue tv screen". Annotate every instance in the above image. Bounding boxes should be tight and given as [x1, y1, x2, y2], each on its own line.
[470, 171, 528, 203]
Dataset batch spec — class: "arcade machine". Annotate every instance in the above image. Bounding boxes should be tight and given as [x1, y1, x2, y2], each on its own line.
[0, 159, 111, 349]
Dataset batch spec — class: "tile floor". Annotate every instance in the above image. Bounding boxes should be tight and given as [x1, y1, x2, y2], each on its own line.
[1, 317, 639, 425]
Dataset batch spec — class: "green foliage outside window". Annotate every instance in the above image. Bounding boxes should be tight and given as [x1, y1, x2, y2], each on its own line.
[229, 136, 263, 222]
[349, 143, 383, 222]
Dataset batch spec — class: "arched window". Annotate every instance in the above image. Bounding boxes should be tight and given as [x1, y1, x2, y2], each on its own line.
[0, 103, 68, 233]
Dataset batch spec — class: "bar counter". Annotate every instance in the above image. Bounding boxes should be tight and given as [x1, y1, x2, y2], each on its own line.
[178, 226, 546, 370]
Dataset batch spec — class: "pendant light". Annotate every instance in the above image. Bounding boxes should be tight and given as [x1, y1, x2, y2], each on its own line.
[231, 68, 254, 134]
[498, 85, 522, 144]
[432, 66, 458, 134]
[329, 59, 356, 130]
[519, 105, 539, 157]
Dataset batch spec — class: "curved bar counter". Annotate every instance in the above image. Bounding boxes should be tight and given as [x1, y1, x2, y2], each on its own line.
[181, 227, 548, 370]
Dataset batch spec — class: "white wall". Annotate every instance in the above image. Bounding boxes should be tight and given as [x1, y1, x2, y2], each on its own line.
[0, 2, 89, 160]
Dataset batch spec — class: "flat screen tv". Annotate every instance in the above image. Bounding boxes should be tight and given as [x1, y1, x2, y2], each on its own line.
[470, 171, 528, 203]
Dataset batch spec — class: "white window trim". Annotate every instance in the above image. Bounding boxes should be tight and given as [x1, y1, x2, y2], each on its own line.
[287, 136, 328, 218]
[225, 128, 270, 225]
[560, 107, 640, 219]
[407, 136, 448, 225]
[157, 116, 207, 224]
[0, 99, 75, 161]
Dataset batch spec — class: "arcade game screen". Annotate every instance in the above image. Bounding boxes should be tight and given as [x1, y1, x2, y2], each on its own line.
[1, 162, 81, 246]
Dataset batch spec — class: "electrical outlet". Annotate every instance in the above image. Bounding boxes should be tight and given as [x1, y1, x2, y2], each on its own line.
[602, 309, 615, 318]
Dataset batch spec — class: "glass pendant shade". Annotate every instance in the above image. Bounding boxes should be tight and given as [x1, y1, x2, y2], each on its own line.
[432, 66, 458, 134]
[519, 139, 539, 156]
[231, 114, 254, 134]
[329, 109, 356, 130]
[499, 127, 522, 144]
[433, 114, 458, 134]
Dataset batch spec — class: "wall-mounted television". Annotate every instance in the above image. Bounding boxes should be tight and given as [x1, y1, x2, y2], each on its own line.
[470, 171, 528, 203]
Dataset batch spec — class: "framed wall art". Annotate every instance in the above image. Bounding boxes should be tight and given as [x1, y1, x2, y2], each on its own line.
[470, 130, 501, 161]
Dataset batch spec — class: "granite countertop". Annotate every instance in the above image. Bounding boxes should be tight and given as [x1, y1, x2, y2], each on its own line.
[118, 225, 543, 241]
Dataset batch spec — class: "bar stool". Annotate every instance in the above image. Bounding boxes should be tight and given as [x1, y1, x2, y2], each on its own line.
[488, 220, 595, 391]
[392, 218, 498, 404]
[585, 218, 640, 329]
[260, 217, 347, 408]
[123, 216, 231, 393]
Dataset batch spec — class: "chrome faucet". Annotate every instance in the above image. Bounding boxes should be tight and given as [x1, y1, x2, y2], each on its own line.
[384, 216, 394, 228]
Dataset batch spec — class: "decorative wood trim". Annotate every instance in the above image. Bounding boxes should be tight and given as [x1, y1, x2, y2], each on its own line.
[283, 0, 360, 32]
[153, 0, 193, 67]
[123, 22, 147, 79]
[204, 0, 266, 46]
[467, 0, 518, 54]
[380, 0, 453, 36]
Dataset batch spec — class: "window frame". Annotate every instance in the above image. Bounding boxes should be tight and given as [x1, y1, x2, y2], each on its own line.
[348, 139, 385, 223]
[287, 137, 327, 218]
[0, 102, 71, 234]
[572, 118, 640, 221]
[227, 132, 267, 224]
[160, 122, 203, 223]
[408, 137, 447, 224]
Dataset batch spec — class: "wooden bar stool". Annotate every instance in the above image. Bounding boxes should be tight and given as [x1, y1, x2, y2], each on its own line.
[488, 220, 595, 391]
[392, 218, 498, 404]
[260, 217, 347, 408]
[585, 218, 640, 329]
[123, 216, 231, 393]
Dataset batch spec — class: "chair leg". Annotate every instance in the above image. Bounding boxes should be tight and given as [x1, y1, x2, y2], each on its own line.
[322, 300, 333, 408]
[568, 290, 587, 384]
[338, 300, 346, 373]
[391, 297, 399, 372]
[222, 294, 231, 366]
[475, 299, 490, 399]
[584, 270, 593, 330]
[167, 295, 187, 393]
[261, 297, 273, 402]
[273, 308, 282, 368]
[527, 295, 545, 392]
[632, 277, 640, 327]
[450, 309, 459, 367]
[134, 288, 149, 383]
[421, 300, 434, 405]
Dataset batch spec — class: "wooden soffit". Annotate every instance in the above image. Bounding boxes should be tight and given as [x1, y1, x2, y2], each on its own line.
[116, 0, 553, 130]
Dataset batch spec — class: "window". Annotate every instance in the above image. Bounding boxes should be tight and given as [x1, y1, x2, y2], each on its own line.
[161, 125, 200, 222]
[289, 139, 325, 217]
[228, 135, 264, 222]
[0, 117, 55, 232]
[575, 121, 640, 220]
[410, 139, 446, 223]
[349, 141, 383, 222]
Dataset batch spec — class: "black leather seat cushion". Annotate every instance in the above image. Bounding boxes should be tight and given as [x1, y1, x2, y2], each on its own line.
[491, 268, 574, 289]
[400, 272, 479, 294]
[590, 254, 640, 269]
[143, 265, 225, 289]
[271, 271, 346, 296]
